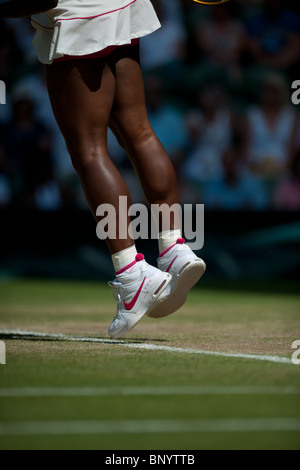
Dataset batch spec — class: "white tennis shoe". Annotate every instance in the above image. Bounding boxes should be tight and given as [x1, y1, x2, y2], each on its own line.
[108, 254, 171, 339]
[147, 238, 206, 318]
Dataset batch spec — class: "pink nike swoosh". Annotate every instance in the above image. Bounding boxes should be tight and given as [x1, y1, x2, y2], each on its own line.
[124, 277, 146, 311]
[166, 256, 178, 273]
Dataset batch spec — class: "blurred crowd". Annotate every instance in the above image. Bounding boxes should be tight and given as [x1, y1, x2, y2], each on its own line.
[0, 0, 299, 211]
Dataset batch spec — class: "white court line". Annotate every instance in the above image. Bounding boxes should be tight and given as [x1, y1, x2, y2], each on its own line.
[0, 385, 299, 398]
[0, 418, 300, 436]
[0, 329, 294, 365]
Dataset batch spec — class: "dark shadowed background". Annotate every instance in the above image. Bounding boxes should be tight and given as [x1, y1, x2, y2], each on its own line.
[0, 0, 299, 288]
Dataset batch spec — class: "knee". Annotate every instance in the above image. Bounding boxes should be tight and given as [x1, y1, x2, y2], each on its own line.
[131, 122, 154, 146]
[67, 140, 107, 176]
[111, 116, 154, 152]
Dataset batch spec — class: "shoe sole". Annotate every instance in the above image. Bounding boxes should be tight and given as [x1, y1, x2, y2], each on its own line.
[147, 260, 206, 319]
[109, 273, 172, 339]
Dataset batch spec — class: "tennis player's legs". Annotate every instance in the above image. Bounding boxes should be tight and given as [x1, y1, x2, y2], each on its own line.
[45, 57, 134, 255]
[45, 55, 172, 338]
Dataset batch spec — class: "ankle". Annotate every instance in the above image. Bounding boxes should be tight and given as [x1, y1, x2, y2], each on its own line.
[158, 229, 182, 255]
[112, 245, 138, 274]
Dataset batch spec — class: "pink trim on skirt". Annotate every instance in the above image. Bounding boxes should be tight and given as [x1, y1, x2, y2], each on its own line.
[53, 38, 140, 62]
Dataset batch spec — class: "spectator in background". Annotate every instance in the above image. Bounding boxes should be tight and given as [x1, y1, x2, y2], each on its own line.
[24, 141, 62, 210]
[140, 0, 187, 84]
[247, 0, 300, 75]
[202, 150, 268, 211]
[0, 88, 61, 209]
[183, 81, 239, 188]
[194, 3, 247, 87]
[273, 151, 300, 210]
[4, 18, 37, 65]
[11, 74, 75, 180]
[243, 73, 299, 180]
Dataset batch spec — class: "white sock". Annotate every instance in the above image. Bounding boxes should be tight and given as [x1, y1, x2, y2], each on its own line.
[112, 245, 138, 274]
[158, 229, 182, 254]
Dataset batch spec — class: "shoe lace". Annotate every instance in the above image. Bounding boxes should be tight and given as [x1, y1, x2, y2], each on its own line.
[108, 280, 123, 305]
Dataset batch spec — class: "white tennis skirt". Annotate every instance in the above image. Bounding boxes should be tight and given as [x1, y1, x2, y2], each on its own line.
[31, 0, 161, 64]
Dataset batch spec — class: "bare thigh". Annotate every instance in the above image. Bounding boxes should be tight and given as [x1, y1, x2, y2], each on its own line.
[46, 58, 115, 167]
